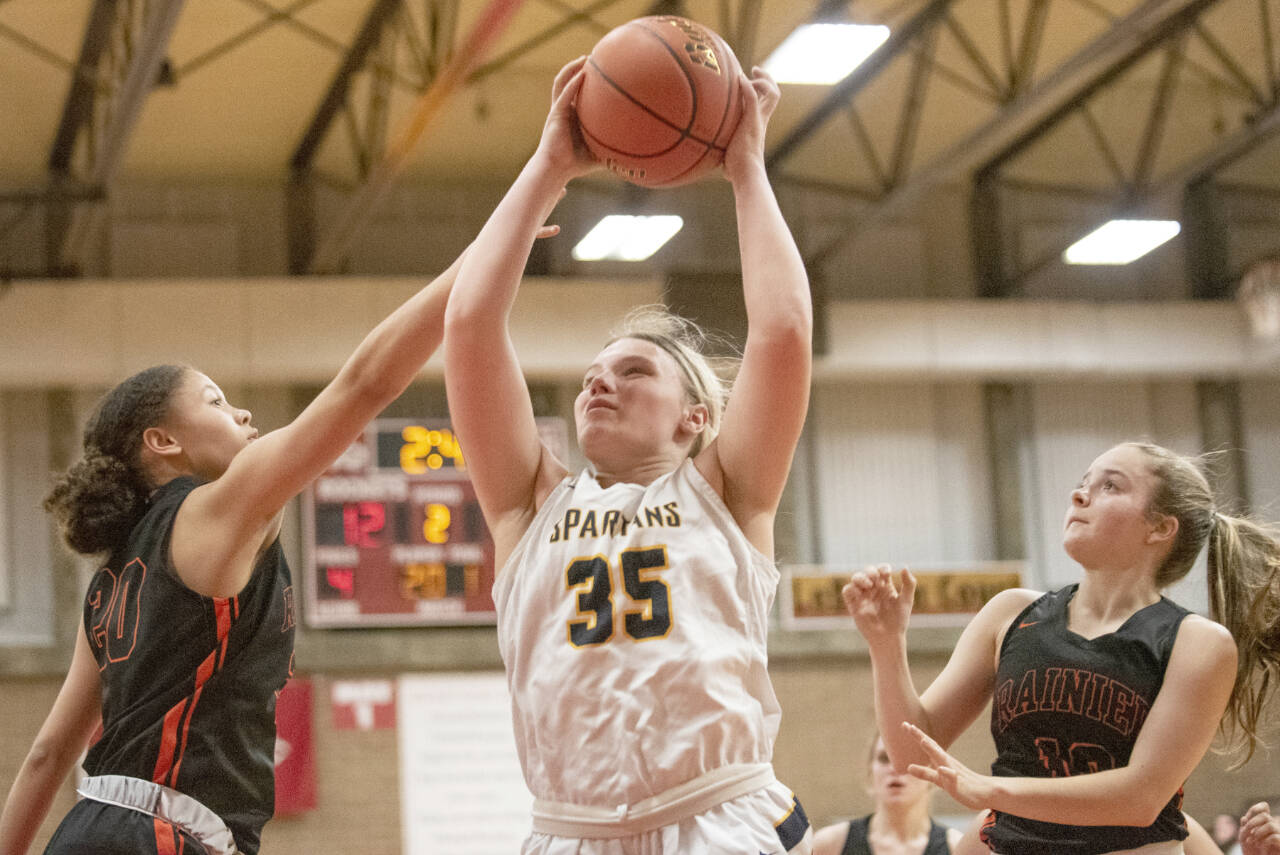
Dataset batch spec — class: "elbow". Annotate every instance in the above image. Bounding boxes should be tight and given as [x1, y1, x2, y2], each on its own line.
[754, 307, 813, 356]
[24, 735, 70, 778]
[1116, 795, 1169, 827]
[442, 291, 504, 347]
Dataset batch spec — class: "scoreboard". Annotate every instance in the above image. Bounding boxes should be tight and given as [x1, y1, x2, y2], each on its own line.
[302, 418, 566, 628]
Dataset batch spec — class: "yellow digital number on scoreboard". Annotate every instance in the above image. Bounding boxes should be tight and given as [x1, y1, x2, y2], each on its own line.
[399, 425, 466, 474]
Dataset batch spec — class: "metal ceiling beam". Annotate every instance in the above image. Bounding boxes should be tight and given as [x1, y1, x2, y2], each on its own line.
[766, 0, 956, 169]
[48, 0, 118, 173]
[45, 0, 187, 273]
[798, 0, 1218, 270]
[305, 0, 528, 274]
[1182, 102, 1280, 297]
[970, 0, 1276, 296]
[468, 0, 624, 82]
[290, 0, 404, 172]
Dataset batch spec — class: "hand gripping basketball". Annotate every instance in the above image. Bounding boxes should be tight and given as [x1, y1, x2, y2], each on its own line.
[535, 56, 601, 183]
[575, 15, 745, 187]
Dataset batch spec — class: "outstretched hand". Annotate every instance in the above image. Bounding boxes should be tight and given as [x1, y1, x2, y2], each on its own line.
[722, 66, 780, 185]
[842, 565, 916, 643]
[1241, 802, 1280, 855]
[903, 722, 996, 811]
[534, 56, 600, 183]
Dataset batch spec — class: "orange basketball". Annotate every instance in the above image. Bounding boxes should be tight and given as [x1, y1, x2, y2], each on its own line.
[576, 15, 743, 187]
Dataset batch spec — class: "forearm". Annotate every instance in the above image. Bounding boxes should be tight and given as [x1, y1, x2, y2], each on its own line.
[332, 250, 465, 407]
[732, 163, 811, 337]
[988, 767, 1172, 827]
[445, 155, 565, 332]
[866, 634, 933, 772]
[0, 745, 77, 855]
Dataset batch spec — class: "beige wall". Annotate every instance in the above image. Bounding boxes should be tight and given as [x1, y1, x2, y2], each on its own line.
[4, 658, 1274, 854]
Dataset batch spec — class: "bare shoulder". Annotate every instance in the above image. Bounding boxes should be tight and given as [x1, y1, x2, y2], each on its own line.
[1173, 613, 1238, 664]
[977, 587, 1043, 626]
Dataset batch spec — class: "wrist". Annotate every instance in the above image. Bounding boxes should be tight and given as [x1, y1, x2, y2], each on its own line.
[527, 147, 578, 187]
[985, 774, 1012, 812]
[727, 156, 768, 186]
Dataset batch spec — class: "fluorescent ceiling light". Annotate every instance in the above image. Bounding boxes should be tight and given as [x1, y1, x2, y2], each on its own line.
[572, 215, 683, 262]
[762, 23, 890, 85]
[1062, 219, 1181, 265]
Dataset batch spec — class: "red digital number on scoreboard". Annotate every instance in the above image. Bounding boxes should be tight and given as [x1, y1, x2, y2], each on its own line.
[302, 420, 495, 627]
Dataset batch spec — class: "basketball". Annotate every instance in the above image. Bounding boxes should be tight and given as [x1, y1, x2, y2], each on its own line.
[576, 15, 744, 187]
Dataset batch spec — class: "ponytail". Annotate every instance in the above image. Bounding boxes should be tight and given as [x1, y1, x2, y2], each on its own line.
[44, 452, 151, 556]
[1206, 512, 1280, 763]
[44, 364, 189, 557]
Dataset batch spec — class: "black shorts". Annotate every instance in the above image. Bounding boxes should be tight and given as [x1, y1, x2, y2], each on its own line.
[44, 799, 205, 855]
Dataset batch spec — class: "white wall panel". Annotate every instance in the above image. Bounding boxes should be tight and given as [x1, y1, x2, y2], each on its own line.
[0, 392, 54, 644]
[1028, 381, 1210, 609]
[1241, 380, 1280, 515]
[1029, 383, 1157, 590]
[813, 383, 991, 567]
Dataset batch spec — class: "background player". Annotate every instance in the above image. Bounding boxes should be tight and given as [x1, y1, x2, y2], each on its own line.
[843, 441, 1280, 855]
[442, 56, 814, 853]
[813, 733, 963, 855]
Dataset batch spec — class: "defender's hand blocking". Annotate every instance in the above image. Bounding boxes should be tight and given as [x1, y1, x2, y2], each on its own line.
[842, 565, 917, 642]
[722, 67, 780, 185]
[903, 722, 995, 811]
[535, 56, 600, 183]
[1241, 802, 1280, 855]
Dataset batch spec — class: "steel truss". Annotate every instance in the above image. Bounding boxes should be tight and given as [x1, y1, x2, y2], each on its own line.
[972, 0, 1280, 295]
[764, 0, 1278, 277]
[288, 0, 767, 273]
[44, 0, 186, 274]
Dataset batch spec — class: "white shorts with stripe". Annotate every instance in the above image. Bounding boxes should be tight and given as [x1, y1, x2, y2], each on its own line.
[521, 778, 812, 855]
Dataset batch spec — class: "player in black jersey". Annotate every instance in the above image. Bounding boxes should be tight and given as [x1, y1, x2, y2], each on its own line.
[842, 441, 1280, 855]
[0, 225, 558, 855]
[813, 734, 962, 855]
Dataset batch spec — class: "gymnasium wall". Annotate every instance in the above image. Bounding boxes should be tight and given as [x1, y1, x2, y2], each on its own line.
[2, 178, 1279, 851]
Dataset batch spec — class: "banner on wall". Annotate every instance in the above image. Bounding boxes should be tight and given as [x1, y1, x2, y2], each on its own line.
[780, 562, 1025, 630]
[274, 678, 317, 816]
[398, 673, 532, 854]
[332, 679, 396, 730]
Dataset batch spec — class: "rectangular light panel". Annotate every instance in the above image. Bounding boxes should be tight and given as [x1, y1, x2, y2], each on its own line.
[572, 215, 684, 262]
[1062, 219, 1181, 265]
[762, 23, 891, 85]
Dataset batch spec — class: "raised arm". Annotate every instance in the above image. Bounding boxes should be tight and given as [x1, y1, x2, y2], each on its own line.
[844, 567, 1038, 772]
[443, 57, 596, 558]
[0, 622, 102, 855]
[175, 243, 471, 597]
[700, 68, 812, 549]
[905, 615, 1238, 827]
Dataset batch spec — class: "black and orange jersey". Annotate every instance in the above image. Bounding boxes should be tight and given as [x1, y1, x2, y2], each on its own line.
[839, 815, 951, 855]
[981, 584, 1190, 855]
[82, 476, 295, 855]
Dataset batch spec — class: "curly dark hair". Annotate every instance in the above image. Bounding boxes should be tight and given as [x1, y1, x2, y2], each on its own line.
[44, 364, 191, 556]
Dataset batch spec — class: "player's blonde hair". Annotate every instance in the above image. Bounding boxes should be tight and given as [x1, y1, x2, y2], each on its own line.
[609, 305, 737, 458]
[1126, 441, 1280, 763]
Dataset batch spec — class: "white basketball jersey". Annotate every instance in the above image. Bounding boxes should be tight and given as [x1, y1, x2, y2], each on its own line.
[494, 458, 782, 807]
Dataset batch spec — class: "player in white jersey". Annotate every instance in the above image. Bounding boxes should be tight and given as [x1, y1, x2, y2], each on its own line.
[444, 55, 813, 854]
